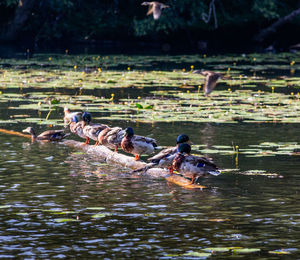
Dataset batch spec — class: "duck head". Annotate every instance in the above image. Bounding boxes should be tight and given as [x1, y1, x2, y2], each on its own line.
[64, 107, 70, 114]
[176, 134, 189, 144]
[178, 143, 191, 154]
[22, 127, 36, 136]
[82, 112, 92, 124]
[125, 127, 134, 137]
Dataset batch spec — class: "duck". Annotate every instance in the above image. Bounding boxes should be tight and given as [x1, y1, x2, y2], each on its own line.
[172, 143, 220, 184]
[97, 127, 126, 152]
[64, 107, 82, 126]
[121, 127, 159, 160]
[141, 1, 169, 20]
[22, 127, 68, 142]
[145, 134, 191, 173]
[69, 115, 86, 140]
[81, 112, 108, 145]
[193, 70, 223, 96]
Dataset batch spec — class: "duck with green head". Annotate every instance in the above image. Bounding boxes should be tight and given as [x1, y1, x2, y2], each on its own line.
[69, 115, 86, 140]
[22, 127, 68, 142]
[81, 112, 108, 145]
[121, 127, 159, 161]
[172, 143, 220, 184]
[146, 134, 191, 173]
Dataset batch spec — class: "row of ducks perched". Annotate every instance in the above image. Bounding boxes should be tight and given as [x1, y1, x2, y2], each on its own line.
[22, 107, 220, 184]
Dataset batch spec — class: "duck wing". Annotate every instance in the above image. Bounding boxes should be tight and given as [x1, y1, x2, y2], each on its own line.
[106, 127, 124, 145]
[134, 135, 158, 147]
[148, 146, 177, 163]
[98, 127, 112, 145]
[83, 124, 108, 140]
[185, 155, 220, 175]
[38, 130, 67, 141]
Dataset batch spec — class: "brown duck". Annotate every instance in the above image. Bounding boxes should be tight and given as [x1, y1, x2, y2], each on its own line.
[172, 143, 220, 184]
[194, 70, 223, 96]
[22, 127, 68, 142]
[141, 2, 170, 20]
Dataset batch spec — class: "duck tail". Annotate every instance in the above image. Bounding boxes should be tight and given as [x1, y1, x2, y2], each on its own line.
[130, 163, 156, 174]
[208, 170, 221, 176]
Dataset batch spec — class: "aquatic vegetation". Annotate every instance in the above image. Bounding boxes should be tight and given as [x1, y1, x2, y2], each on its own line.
[0, 52, 299, 126]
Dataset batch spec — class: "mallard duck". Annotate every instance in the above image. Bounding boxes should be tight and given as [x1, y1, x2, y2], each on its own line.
[81, 112, 108, 145]
[69, 115, 86, 140]
[146, 134, 190, 173]
[193, 70, 223, 96]
[64, 107, 82, 126]
[97, 127, 126, 152]
[141, 1, 169, 20]
[172, 143, 220, 184]
[22, 127, 68, 142]
[121, 127, 159, 160]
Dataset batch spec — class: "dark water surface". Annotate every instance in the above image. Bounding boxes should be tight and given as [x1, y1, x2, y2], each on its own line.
[0, 122, 300, 259]
[0, 51, 300, 259]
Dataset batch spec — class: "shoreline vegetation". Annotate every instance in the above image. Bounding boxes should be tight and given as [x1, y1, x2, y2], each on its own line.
[0, 0, 300, 53]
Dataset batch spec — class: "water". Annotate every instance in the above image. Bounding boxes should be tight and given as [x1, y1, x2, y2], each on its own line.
[1, 122, 299, 258]
[0, 52, 300, 258]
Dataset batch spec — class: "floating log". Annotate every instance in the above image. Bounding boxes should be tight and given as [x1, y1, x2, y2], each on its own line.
[0, 128, 206, 189]
[0, 128, 31, 138]
[63, 140, 206, 189]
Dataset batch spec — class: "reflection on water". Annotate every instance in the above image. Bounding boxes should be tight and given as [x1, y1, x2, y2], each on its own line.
[0, 121, 300, 258]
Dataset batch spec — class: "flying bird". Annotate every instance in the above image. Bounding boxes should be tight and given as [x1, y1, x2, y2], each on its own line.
[194, 70, 223, 96]
[141, 2, 170, 20]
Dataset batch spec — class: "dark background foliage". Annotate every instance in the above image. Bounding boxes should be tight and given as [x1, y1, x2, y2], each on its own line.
[0, 0, 299, 52]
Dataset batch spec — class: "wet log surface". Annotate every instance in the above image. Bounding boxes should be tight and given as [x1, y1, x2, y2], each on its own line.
[63, 140, 206, 189]
[0, 128, 206, 190]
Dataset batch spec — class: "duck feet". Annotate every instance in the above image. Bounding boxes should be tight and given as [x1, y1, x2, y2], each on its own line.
[82, 137, 90, 145]
[190, 175, 196, 185]
[168, 167, 174, 174]
[134, 154, 141, 161]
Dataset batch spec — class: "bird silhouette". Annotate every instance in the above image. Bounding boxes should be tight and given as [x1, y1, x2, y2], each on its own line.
[194, 70, 223, 96]
[141, 2, 169, 20]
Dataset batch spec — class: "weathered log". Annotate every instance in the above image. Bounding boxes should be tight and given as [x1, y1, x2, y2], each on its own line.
[0, 128, 206, 189]
[253, 7, 300, 42]
[63, 140, 206, 190]
[0, 128, 31, 138]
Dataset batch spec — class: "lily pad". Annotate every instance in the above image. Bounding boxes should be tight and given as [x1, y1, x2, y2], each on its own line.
[233, 248, 261, 254]
[54, 218, 78, 223]
[183, 251, 212, 257]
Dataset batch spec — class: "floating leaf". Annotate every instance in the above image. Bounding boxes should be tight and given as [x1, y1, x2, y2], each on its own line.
[202, 247, 239, 253]
[51, 98, 60, 105]
[145, 105, 154, 109]
[269, 250, 291, 255]
[0, 205, 11, 209]
[233, 248, 261, 254]
[86, 207, 106, 210]
[136, 103, 143, 109]
[184, 252, 211, 257]
[91, 213, 111, 219]
[54, 218, 78, 223]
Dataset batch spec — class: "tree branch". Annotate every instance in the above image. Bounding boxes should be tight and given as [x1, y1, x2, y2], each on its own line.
[0, 0, 36, 42]
[253, 7, 300, 42]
